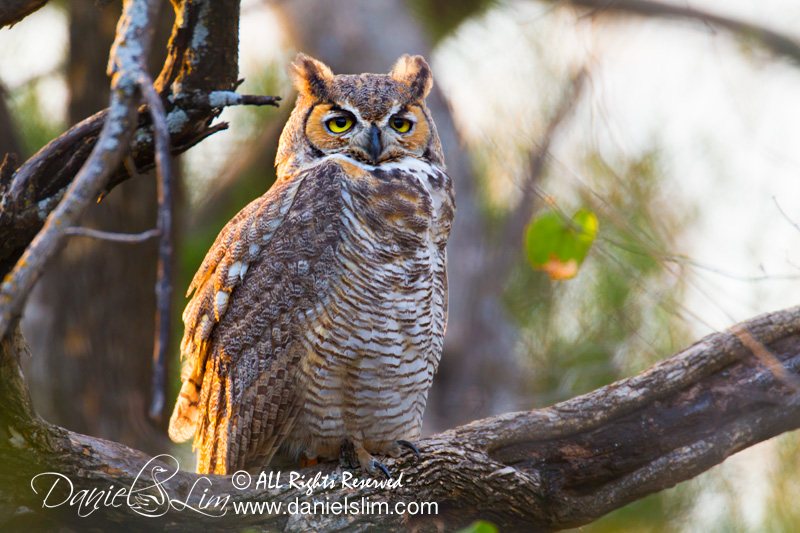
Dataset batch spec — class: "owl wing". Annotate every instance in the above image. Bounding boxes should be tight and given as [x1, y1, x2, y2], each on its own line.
[168, 161, 347, 474]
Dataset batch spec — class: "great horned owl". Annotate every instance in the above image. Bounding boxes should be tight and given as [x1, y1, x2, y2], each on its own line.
[168, 53, 455, 476]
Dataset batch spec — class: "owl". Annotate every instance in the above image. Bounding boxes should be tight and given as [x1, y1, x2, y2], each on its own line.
[168, 53, 455, 476]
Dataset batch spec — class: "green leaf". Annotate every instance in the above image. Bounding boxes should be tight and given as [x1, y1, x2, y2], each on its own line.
[525, 208, 598, 280]
[458, 520, 499, 533]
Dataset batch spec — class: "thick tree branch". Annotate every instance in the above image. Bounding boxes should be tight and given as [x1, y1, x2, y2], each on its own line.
[0, 0, 48, 28]
[1, 306, 798, 531]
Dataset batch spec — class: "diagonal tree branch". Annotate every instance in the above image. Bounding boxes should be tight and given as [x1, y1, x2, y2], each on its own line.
[0, 0, 49, 28]
[556, 0, 800, 65]
[1, 306, 798, 531]
[0, 0, 163, 341]
[495, 67, 588, 281]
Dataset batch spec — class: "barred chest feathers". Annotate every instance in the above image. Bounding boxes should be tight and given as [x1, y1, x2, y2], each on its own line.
[287, 155, 454, 463]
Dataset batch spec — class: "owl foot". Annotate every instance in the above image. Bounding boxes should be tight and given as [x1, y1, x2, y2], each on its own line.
[339, 439, 393, 479]
[356, 442, 393, 479]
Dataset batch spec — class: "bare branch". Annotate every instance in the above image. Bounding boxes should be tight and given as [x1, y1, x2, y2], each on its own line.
[558, 0, 800, 64]
[0, 0, 163, 341]
[0, 0, 49, 28]
[502, 67, 587, 261]
[0, 0, 280, 278]
[774, 196, 800, 234]
[138, 71, 173, 421]
[64, 227, 160, 243]
[202, 91, 282, 108]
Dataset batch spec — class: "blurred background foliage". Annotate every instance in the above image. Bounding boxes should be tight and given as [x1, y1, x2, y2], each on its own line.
[1, 0, 800, 530]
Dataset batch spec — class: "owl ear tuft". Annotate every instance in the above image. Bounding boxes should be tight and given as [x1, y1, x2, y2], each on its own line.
[288, 53, 334, 99]
[390, 54, 433, 101]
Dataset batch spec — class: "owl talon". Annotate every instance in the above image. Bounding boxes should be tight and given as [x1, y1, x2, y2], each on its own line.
[372, 459, 392, 480]
[396, 440, 421, 463]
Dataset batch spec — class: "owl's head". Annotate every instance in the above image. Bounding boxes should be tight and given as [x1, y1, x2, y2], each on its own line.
[276, 53, 443, 177]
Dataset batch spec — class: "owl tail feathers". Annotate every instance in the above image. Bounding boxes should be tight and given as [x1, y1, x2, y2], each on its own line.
[168, 380, 200, 442]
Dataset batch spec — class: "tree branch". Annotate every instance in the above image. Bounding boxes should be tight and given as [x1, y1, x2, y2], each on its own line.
[0, 0, 49, 28]
[64, 226, 161, 243]
[137, 69, 174, 421]
[0, 0, 281, 335]
[557, 0, 800, 65]
[2, 306, 798, 531]
[497, 67, 588, 276]
[0, 0, 163, 341]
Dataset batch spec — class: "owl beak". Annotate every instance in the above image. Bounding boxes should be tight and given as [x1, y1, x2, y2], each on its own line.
[366, 124, 382, 164]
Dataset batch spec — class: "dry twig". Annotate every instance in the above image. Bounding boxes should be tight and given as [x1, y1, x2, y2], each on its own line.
[64, 227, 160, 243]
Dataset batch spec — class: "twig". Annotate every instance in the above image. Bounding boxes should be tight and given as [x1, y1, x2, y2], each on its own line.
[492, 67, 587, 281]
[0, 0, 162, 342]
[774, 196, 800, 234]
[202, 91, 281, 108]
[509, 68, 587, 244]
[64, 227, 160, 243]
[138, 71, 173, 421]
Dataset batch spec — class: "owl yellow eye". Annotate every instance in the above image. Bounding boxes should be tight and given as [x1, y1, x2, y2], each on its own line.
[390, 117, 412, 133]
[326, 115, 354, 134]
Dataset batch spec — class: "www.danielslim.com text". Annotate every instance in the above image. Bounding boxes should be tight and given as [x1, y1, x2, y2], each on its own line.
[233, 497, 438, 516]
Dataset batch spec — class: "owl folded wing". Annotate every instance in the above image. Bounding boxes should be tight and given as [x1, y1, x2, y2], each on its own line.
[168, 175, 308, 473]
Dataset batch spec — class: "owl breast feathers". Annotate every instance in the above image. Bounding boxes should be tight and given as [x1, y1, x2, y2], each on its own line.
[168, 53, 455, 475]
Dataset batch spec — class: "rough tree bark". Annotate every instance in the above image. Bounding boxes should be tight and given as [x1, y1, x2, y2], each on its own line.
[2, 1, 800, 531]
